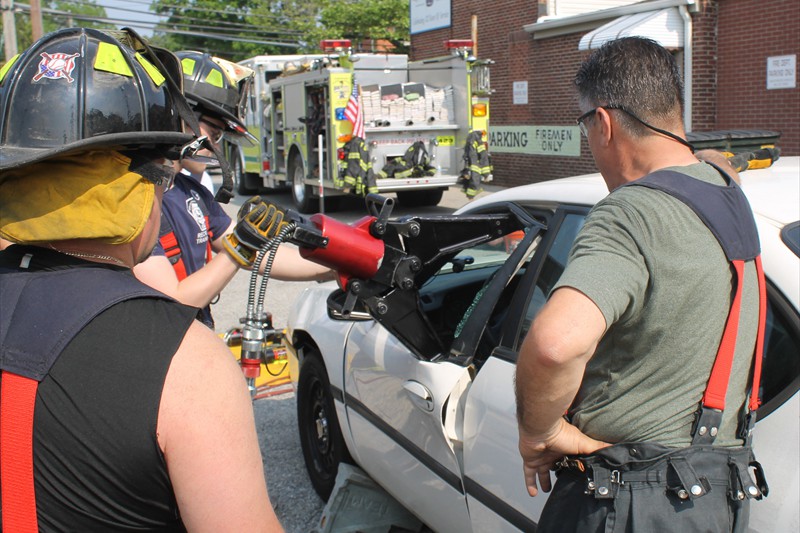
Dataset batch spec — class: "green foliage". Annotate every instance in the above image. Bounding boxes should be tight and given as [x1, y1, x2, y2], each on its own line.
[150, 0, 305, 61]
[318, 0, 409, 54]
[244, 0, 410, 55]
[3, 1, 112, 62]
[2, 0, 411, 64]
[242, 0, 322, 56]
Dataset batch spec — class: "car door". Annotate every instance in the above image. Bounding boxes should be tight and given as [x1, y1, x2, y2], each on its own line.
[341, 212, 545, 532]
[460, 207, 588, 532]
[343, 324, 473, 532]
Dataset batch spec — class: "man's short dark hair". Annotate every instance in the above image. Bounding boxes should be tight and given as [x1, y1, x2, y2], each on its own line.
[574, 37, 685, 135]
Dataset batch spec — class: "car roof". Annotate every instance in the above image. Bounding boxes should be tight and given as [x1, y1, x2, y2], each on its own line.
[739, 156, 800, 226]
[462, 156, 800, 227]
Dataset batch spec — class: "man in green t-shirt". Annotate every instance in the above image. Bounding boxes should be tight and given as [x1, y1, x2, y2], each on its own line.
[515, 37, 763, 532]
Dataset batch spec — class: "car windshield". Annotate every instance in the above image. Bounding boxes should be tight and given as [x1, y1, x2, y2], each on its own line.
[436, 231, 525, 275]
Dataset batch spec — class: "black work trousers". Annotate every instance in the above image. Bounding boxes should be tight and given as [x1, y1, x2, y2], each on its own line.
[537, 442, 765, 533]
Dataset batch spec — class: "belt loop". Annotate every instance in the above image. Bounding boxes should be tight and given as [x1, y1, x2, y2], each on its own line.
[727, 458, 747, 502]
[590, 463, 617, 499]
[727, 454, 766, 501]
[749, 459, 769, 499]
[668, 456, 711, 500]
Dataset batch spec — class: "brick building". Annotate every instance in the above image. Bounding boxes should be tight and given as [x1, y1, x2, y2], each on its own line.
[411, 0, 799, 187]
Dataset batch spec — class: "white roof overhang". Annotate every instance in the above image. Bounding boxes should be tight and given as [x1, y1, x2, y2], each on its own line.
[578, 7, 684, 50]
[524, 0, 696, 41]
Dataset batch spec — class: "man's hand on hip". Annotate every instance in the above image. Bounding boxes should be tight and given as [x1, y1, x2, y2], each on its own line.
[519, 418, 609, 497]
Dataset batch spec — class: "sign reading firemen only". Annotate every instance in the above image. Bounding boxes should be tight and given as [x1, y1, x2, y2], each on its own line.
[489, 125, 580, 157]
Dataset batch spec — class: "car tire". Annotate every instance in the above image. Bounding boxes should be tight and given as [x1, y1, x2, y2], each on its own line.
[297, 352, 352, 501]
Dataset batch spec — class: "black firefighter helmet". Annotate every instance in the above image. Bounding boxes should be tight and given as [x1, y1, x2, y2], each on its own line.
[176, 51, 256, 145]
[0, 27, 197, 172]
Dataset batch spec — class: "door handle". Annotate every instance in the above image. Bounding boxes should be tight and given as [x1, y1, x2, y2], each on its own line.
[403, 380, 434, 412]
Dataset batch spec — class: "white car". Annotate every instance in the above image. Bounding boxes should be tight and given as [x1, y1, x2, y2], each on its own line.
[286, 157, 800, 532]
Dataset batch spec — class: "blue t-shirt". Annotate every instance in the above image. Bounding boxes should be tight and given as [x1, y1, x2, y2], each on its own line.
[155, 170, 231, 327]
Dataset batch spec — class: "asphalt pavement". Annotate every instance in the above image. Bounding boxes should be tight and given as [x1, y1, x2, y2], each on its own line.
[211, 181, 497, 531]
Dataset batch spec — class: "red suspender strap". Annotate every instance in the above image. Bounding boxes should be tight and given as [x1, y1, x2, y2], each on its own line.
[204, 215, 213, 265]
[1, 371, 40, 533]
[702, 259, 746, 410]
[159, 231, 188, 281]
[749, 256, 768, 412]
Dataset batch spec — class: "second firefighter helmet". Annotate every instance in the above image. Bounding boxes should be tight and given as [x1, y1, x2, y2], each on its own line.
[176, 51, 256, 145]
[0, 27, 197, 171]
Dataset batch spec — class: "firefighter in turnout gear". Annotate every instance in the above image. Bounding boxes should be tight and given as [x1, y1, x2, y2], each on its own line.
[459, 130, 493, 199]
[0, 27, 284, 531]
[133, 51, 332, 329]
[336, 136, 378, 196]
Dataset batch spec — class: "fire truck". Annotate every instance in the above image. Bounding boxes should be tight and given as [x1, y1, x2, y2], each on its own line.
[230, 40, 493, 212]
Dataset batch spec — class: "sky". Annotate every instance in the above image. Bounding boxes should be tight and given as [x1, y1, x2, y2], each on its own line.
[100, 0, 161, 36]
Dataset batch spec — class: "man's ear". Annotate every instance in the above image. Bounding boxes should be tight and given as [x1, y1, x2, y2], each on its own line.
[594, 107, 614, 148]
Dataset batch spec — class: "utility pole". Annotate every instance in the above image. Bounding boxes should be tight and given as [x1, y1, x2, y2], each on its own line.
[471, 15, 478, 59]
[2, 0, 18, 59]
[29, 0, 43, 41]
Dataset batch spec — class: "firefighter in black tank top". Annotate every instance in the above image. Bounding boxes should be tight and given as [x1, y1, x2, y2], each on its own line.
[0, 28, 283, 532]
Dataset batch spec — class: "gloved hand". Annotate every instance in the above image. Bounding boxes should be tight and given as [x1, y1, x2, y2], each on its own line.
[223, 196, 291, 267]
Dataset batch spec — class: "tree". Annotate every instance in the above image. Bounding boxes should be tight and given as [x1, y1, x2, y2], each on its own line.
[245, 0, 409, 55]
[2, 0, 111, 62]
[317, 0, 409, 54]
[150, 0, 304, 60]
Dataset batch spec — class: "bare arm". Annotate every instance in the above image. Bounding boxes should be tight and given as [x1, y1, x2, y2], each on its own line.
[515, 287, 609, 496]
[267, 245, 334, 281]
[157, 321, 284, 532]
[133, 253, 239, 309]
[695, 149, 741, 184]
[135, 221, 330, 307]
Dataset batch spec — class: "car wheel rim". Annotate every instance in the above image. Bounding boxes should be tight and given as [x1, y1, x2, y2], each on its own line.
[309, 378, 334, 472]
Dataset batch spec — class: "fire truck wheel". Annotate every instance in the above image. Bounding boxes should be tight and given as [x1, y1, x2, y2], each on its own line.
[396, 188, 444, 208]
[289, 153, 319, 213]
[297, 352, 352, 501]
[231, 147, 257, 195]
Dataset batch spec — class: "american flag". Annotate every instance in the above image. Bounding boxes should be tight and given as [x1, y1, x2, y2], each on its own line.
[344, 84, 365, 139]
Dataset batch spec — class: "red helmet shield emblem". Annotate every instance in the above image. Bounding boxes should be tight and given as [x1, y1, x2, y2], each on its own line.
[33, 52, 81, 83]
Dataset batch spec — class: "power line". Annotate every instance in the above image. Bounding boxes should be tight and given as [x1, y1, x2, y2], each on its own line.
[149, 12, 301, 37]
[152, 2, 290, 24]
[11, 3, 302, 47]
[88, 0, 299, 34]
[89, 0, 292, 24]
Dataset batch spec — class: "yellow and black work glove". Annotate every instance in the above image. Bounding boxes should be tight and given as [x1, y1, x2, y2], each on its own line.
[223, 196, 291, 267]
[727, 147, 781, 173]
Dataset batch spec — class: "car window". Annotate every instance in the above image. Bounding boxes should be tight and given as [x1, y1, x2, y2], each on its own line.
[781, 221, 800, 257]
[514, 212, 586, 345]
[758, 284, 800, 417]
[418, 230, 538, 352]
